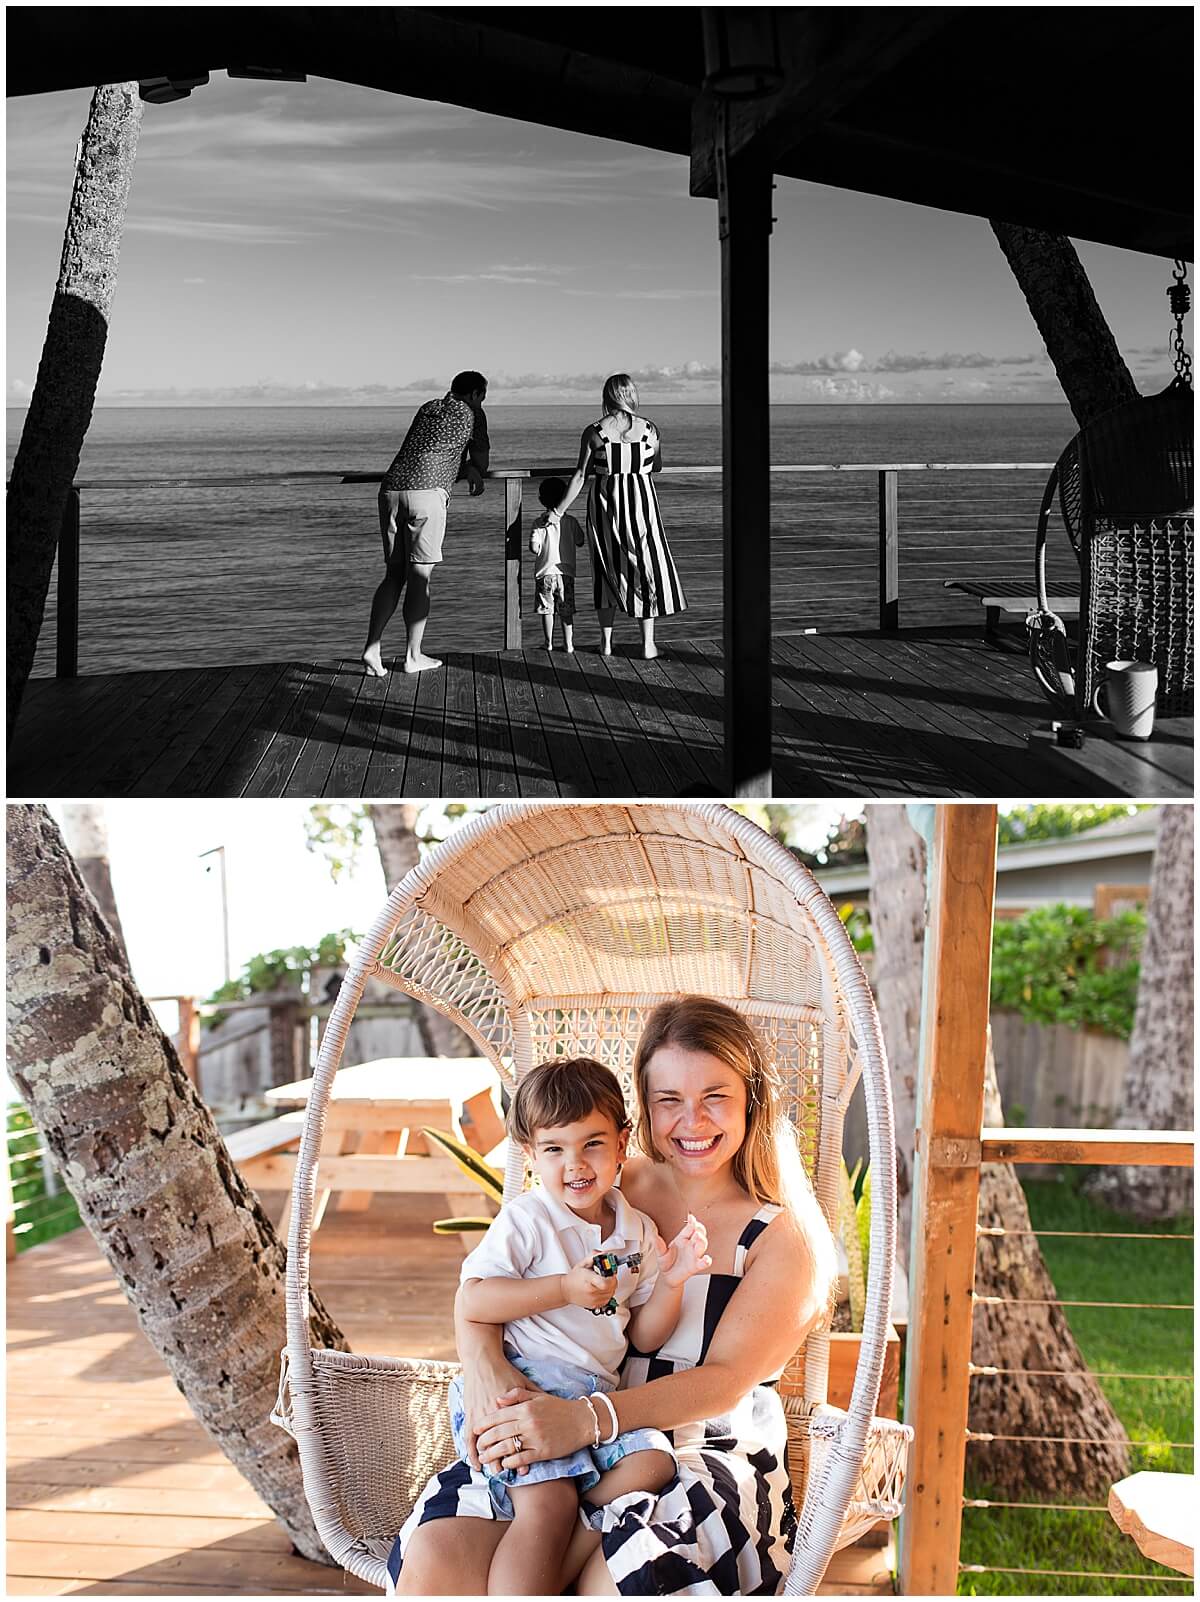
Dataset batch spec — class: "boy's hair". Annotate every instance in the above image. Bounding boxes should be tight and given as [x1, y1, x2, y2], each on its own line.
[508, 1057, 631, 1147]
[451, 370, 488, 398]
[538, 476, 567, 508]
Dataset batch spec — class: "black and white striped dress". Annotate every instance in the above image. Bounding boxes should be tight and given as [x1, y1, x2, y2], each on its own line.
[588, 424, 688, 619]
[387, 1204, 795, 1597]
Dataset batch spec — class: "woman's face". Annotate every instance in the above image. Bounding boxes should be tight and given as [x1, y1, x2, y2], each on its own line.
[644, 1045, 748, 1177]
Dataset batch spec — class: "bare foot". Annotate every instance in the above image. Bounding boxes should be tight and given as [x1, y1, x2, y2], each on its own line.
[601, 643, 613, 657]
[643, 646, 659, 661]
[362, 645, 388, 678]
[404, 653, 443, 674]
[542, 642, 556, 652]
[565, 644, 575, 655]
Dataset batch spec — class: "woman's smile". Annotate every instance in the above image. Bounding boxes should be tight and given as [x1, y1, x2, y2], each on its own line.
[672, 1133, 723, 1157]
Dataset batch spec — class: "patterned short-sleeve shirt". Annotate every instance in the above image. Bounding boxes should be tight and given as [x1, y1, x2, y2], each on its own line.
[382, 392, 489, 497]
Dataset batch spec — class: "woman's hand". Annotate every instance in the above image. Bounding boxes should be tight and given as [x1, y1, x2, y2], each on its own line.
[658, 1215, 712, 1288]
[460, 1353, 536, 1470]
[475, 1390, 596, 1476]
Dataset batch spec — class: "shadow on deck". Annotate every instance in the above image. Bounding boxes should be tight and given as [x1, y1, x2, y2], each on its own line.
[11, 627, 1181, 799]
[6, 1192, 895, 1595]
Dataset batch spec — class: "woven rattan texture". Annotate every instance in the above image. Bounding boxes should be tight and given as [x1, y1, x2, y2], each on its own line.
[1080, 517, 1194, 716]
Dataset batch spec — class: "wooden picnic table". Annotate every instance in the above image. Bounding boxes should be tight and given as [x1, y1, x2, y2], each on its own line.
[1028, 715, 1193, 798]
[231, 1058, 506, 1248]
[1108, 1471, 1194, 1577]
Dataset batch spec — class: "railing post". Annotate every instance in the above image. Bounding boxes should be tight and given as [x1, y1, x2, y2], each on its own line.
[57, 486, 80, 677]
[899, 804, 998, 1596]
[177, 996, 201, 1088]
[878, 469, 899, 630]
[504, 477, 523, 650]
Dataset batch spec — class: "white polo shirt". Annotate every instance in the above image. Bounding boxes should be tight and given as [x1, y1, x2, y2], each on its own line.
[461, 1185, 660, 1388]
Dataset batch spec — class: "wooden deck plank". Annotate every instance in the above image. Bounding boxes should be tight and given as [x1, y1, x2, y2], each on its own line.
[10, 634, 1190, 800]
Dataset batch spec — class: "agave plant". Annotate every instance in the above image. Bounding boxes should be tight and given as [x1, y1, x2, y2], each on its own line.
[421, 1125, 504, 1236]
[837, 1157, 872, 1333]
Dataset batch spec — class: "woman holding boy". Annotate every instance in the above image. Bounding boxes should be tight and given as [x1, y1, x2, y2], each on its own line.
[391, 996, 836, 1596]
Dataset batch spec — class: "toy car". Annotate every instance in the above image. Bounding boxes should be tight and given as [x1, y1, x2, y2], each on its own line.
[589, 1250, 643, 1315]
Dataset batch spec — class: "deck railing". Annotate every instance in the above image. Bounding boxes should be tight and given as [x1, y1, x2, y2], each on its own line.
[900, 806, 1196, 1595]
[49, 460, 1057, 675]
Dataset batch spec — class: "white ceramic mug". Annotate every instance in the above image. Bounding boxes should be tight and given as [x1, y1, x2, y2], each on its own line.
[1092, 659, 1157, 740]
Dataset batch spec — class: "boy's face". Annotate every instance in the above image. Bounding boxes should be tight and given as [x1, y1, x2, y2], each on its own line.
[527, 1109, 628, 1223]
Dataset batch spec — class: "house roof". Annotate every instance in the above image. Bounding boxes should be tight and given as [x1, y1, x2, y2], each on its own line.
[6, 7, 1191, 258]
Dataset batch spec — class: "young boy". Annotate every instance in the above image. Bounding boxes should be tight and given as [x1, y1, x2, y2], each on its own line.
[529, 476, 586, 652]
[451, 1057, 711, 1595]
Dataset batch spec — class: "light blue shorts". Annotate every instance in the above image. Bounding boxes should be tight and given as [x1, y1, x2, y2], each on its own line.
[449, 1348, 673, 1518]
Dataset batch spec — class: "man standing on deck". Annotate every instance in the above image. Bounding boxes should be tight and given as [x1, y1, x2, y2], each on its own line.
[362, 370, 489, 676]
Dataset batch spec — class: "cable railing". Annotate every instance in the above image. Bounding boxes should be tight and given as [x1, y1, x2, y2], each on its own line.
[43, 460, 1066, 677]
[955, 1134, 1195, 1595]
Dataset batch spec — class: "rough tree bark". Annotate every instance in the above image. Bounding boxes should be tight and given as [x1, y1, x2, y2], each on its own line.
[7, 84, 143, 736]
[61, 802, 129, 964]
[990, 223, 1139, 429]
[865, 804, 925, 1269]
[367, 804, 475, 1057]
[1086, 805, 1195, 1219]
[970, 1031, 1129, 1497]
[6, 805, 347, 1563]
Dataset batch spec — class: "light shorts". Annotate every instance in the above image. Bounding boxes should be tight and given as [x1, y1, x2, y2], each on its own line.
[535, 572, 576, 620]
[448, 1347, 673, 1519]
[378, 486, 449, 567]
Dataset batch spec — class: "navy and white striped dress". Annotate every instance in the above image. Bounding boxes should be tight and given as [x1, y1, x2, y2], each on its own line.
[588, 423, 688, 619]
[388, 1204, 795, 1597]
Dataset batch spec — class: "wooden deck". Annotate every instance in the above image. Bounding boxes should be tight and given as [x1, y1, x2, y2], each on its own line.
[7, 1193, 895, 1595]
[13, 626, 1169, 799]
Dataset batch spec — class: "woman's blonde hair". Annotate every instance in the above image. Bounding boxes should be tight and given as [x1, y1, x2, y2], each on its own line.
[602, 373, 639, 417]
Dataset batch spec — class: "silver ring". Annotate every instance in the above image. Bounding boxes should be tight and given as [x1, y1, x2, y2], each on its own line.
[512, 1434, 523, 1452]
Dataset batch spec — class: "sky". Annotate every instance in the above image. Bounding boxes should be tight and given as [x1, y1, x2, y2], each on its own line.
[6, 73, 1179, 407]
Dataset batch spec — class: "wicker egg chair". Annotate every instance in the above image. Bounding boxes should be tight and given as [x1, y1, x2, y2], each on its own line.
[272, 803, 912, 1594]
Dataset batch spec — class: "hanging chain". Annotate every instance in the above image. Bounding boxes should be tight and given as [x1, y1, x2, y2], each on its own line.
[1168, 258, 1191, 385]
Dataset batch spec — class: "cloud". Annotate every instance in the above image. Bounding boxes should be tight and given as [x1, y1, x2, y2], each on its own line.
[183, 276, 207, 284]
[873, 349, 1041, 372]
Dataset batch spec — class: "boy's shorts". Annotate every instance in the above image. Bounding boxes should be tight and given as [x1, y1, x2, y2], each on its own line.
[448, 1348, 673, 1518]
[535, 572, 575, 620]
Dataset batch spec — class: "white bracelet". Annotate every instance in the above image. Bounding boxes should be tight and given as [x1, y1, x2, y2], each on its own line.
[581, 1395, 601, 1449]
[592, 1389, 620, 1445]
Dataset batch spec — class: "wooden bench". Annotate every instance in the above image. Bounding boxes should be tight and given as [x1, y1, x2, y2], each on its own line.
[943, 577, 1080, 641]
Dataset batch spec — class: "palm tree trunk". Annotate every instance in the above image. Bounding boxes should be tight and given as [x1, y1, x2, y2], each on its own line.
[865, 804, 925, 1269]
[1085, 805, 1195, 1219]
[6, 804, 347, 1563]
[366, 804, 475, 1057]
[7, 84, 143, 735]
[989, 223, 1139, 428]
[970, 1032, 1129, 1497]
[61, 802, 130, 964]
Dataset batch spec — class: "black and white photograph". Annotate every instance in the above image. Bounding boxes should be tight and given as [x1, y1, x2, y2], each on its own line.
[6, 8, 1192, 798]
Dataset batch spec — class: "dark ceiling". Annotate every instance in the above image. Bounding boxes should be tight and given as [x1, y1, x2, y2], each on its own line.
[6, 6, 1192, 258]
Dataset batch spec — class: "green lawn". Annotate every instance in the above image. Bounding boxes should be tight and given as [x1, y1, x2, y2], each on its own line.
[958, 1172, 1193, 1595]
[7, 1104, 82, 1251]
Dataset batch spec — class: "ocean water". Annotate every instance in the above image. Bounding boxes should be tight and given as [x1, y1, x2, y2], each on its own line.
[8, 404, 1078, 675]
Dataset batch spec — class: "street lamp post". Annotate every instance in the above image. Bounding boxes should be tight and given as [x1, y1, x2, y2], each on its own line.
[199, 845, 231, 985]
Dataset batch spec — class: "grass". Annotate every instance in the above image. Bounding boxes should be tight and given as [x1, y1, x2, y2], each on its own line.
[958, 1170, 1193, 1595]
[7, 1104, 82, 1251]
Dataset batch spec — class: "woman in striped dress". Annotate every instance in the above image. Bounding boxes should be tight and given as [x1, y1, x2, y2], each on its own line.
[390, 997, 837, 1597]
[548, 375, 687, 659]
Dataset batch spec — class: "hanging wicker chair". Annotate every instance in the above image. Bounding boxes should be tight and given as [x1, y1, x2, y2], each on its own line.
[1029, 377, 1194, 718]
[272, 803, 912, 1594]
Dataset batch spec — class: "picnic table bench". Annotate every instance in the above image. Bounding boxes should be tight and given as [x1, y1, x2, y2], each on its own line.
[1108, 1471, 1194, 1577]
[943, 577, 1080, 641]
[227, 1057, 506, 1250]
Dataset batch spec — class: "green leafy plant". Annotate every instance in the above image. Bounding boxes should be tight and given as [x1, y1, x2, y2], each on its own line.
[997, 803, 1147, 846]
[203, 929, 361, 1027]
[838, 902, 874, 954]
[838, 1158, 875, 1333]
[990, 903, 1145, 1039]
[421, 1125, 504, 1235]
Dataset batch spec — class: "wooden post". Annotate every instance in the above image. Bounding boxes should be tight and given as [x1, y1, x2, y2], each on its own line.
[177, 996, 200, 1088]
[3, 1131, 16, 1261]
[878, 469, 899, 630]
[57, 486, 80, 678]
[504, 477, 523, 650]
[717, 109, 774, 796]
[899, 804, 998, 1596]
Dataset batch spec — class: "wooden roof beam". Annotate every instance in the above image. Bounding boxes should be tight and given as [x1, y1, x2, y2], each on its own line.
[690, 8, 959, 198]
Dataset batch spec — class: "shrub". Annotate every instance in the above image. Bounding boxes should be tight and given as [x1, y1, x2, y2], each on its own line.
[990, 904, 1144, 1039]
